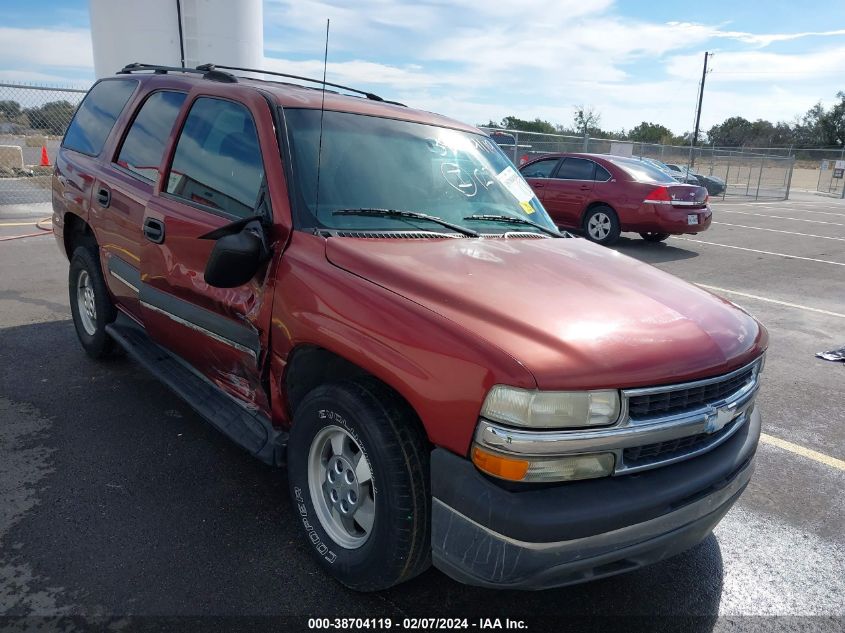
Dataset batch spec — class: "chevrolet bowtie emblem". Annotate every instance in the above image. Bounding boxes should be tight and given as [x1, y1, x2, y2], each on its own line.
[704, 405, 735, 434]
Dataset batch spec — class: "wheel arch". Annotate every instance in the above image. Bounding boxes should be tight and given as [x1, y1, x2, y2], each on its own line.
[580, 200, 618, 226]
[63, 212, 97, 260]
[282, 344, 429, 443]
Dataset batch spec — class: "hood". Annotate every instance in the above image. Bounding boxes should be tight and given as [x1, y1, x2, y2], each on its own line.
[325, 236, 767, 390]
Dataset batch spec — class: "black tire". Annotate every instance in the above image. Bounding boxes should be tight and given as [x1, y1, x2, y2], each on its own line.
[639, 232, 670, 243]
[287, 378, 431, 591]
[583, 205, 621, 245]
[68, 246, 121, 359]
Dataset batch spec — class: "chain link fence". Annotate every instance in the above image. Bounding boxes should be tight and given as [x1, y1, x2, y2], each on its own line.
[0, 82, 87, 205]
[482, 128, 796, 201]
[3, 80, 841, 204]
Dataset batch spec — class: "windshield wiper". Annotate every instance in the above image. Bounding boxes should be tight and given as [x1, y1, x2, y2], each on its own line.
[332, 208, 479, 237]
[462, 214, 564, 238]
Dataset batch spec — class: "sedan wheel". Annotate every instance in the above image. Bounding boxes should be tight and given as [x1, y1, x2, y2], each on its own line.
[582, 205, 621, 245]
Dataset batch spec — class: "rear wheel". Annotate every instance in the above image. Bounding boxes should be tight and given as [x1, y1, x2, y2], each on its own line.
[583, 205, 621, 245]
[639, 232, 670, 243]
[68, 246, 121, 359]
[287, 378, 431, 591]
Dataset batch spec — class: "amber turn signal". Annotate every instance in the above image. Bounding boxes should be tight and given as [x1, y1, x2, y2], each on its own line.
[471, 446, 530, 481]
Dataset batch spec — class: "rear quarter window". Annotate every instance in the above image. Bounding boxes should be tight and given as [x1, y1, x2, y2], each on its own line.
[62, 79, 137, 156]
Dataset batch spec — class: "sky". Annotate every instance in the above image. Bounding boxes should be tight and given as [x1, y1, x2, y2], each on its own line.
[1, 0, 844, 136]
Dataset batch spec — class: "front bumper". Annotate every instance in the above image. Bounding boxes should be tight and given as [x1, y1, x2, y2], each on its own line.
[431, 406, 760, 590]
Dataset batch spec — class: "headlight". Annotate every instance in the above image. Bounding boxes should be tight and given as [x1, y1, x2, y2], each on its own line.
[480, 385, 620, 429]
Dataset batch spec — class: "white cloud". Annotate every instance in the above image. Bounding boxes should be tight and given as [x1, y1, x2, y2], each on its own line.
[4, 2, 845, 135]
[0, 27, 93, 69]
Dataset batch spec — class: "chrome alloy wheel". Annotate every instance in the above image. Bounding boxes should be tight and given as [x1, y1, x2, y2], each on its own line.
[76, 269, 97, 335]
[307, 425, 375, 549]
[587, 212, 611, 241]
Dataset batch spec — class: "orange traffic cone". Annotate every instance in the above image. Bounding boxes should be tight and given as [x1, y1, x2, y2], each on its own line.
[40, 145, 50, 166]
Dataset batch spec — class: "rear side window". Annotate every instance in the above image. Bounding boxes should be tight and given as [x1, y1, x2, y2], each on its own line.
[557, 158, 595, 181]
[520, 158, 559, 179]
[62, 79, 137, 156]
[165, 97, 264, 218]
[608, 158, 676, 184]
[116, 91, 187, 183]
[595, 164, 612, 181]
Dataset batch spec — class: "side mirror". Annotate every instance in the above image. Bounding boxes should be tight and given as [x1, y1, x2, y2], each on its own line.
[202, 219, 270, 288]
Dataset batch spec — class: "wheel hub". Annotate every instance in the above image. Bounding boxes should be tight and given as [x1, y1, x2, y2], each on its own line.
[307, 425, 376, 549]
[326, 454, 360, 516]
[588, 213, 610, 239]
[76, 269, 97, 335]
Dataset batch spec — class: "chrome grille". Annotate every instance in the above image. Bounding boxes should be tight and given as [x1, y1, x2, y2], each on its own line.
[627, 366, 755, 419]
[623, 413, 745, 468]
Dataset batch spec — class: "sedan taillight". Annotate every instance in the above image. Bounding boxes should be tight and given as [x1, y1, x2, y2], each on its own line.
[643, 186, 672, 204]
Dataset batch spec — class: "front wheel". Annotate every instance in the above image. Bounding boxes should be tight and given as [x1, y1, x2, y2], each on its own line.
[583, 205, 621, 245]
[287, 379, 431, 591]
[639, 232, 670, 243]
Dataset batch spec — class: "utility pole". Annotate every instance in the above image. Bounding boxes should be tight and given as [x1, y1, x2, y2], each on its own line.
[690, 51, 709, 168]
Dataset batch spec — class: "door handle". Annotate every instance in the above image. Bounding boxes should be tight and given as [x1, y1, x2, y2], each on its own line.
[579, 185, 591, 191]
[143, 217, 165, 244]
[96, 186, 111, 208]
[533, 182, 545, 188]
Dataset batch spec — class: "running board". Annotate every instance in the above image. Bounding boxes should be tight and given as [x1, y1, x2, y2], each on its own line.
[106, 315, 287, 466]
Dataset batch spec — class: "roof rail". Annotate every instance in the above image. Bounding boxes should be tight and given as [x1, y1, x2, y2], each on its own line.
[118, 63, 237, 84]
[195, 63, 405, 106]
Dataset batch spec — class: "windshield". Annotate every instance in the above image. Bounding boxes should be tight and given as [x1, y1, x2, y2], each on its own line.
[283, 109, 557, 235]
[606, 157, 678, 184]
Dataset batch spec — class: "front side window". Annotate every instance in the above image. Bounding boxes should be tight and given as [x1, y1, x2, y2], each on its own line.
[283, 109, 557, 235]
[63, 79, 137, 156]
[520, 158, 559, 179]
[556, 158, 595, 181]
[166, 98, 264, 218]
[116, 91, 187, 183]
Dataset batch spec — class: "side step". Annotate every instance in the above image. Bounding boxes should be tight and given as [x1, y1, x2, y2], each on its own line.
[106, 315, 287, 466]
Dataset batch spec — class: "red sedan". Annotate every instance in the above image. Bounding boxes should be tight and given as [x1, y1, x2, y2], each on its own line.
[519, 152, 712, 245]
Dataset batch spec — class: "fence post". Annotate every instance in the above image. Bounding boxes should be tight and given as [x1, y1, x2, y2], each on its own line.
[745, 160, 752, 196]
[784, 158, 794, 200]
[754, 157, 764, 200]
[723, 156, 730, 200]
[512, 131, 519, 164]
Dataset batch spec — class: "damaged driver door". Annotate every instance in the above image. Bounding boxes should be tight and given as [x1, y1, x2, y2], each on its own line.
[139, 94, 275, 414]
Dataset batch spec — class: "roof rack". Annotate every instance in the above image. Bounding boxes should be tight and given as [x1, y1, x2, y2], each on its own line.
[196, 63, 405, 107]
[118, 62, 237, 84]
[117, 62, 405, 107]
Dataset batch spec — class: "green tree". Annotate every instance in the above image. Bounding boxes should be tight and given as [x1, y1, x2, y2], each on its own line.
[0, 100, 22, 119]
[628, 121, 675, 144]
[498, 116, 557, 134]
[24, 100, 77, 136]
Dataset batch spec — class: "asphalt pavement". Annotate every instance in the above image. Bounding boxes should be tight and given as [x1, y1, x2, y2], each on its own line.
[0, 194, 843, 631]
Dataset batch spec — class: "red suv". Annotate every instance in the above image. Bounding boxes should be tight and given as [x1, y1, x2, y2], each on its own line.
[520, 152, 712, 245]
[53, 63, 766, 592]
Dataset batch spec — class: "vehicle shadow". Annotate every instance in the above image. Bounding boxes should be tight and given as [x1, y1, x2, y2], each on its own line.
[612, 236, 700, 264]
[0, 319, 723, 625]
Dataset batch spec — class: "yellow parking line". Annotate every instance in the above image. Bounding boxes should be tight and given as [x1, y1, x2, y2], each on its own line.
[760, 433, 845, 471]
[0, 221, 39, 227]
